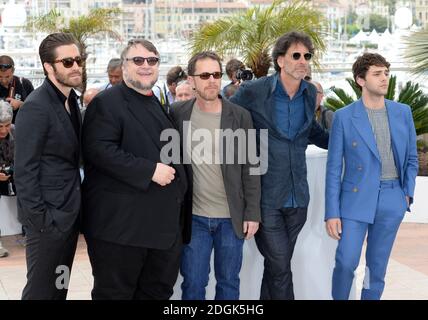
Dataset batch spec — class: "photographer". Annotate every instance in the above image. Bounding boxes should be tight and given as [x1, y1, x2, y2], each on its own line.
[0, 55, 34, 123]
[222, 58, 253, 98]
[0, 100, 15, 196]
[0, 100, 15, 258]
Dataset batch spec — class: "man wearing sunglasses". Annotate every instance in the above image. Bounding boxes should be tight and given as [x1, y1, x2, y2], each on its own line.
[82, 39, 191, 300]
[230, 31, 329, 300]
[171, 51, 261, 300]
[14, 33, 84, 300]
[0, 55, 34, 123]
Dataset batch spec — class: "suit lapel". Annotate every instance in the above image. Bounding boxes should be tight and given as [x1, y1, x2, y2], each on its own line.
[122, 85, 165, 152]
[44, 81, 79, 148]
[176, 99, 195, 136]
[386, 100, 404, 177]
[296, 90, 316, 136]
[351, 99, 381, 162]
[219, 99, 236, 179]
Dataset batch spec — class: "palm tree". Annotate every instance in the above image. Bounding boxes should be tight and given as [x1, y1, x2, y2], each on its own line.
[403, 29, 428, 78]
[324, 75, 428, 136]
[190, 0, 326, 78]
[26, 8, 122, 92]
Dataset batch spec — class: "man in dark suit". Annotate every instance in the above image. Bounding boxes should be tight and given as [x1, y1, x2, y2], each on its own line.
[14, 33, 83, 300]
[171, 51, 261, 300]
[82, 39, 190, 300]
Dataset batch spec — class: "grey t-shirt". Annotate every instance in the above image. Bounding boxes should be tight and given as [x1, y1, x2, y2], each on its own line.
[188, 105, 231, 218]
[366, 107, 398, 180]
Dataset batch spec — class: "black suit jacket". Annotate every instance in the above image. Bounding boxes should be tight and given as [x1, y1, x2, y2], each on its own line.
[14, 79, 82, 232]
[170, 97, 261, 239]
[81, 82, 191, 249]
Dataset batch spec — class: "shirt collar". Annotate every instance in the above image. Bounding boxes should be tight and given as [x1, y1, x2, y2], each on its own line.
[46, 77, 78, 104]
[46, 77, 68, 104]
[275, 75, 308, 98]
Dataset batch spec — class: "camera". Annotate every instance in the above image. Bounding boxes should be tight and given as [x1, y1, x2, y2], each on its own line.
[0, 165, 13, 176]
[236, 68, 253, 81]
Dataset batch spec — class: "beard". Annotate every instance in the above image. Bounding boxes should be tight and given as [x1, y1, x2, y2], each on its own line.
[53, 66, 82, 88]
[127, 78, 157, 91]
[194, 86, 219, 101]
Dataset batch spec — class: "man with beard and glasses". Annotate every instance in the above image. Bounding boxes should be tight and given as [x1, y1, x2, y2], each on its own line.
[170, 51, 261, 300]
[14, 33, 83, 300]
[81, 39, 191, 299]
[230, 31, 329, 300]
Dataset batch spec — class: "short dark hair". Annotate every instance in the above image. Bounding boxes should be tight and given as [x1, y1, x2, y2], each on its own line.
[272, 31, 314, 72]
[225, 59, 245, 79]
[352, 53, 391, 90]
[188, 51, 222, 76]
[39, 33, 80, 76]
[0, 55, 14, 70]
[107, 58, 122, 72]
[121, 39, 159, 61]
[166, 66, 187, 86]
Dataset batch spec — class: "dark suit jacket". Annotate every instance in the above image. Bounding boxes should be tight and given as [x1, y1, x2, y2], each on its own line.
[170, 97, 261, 239]
[14, 79, 82, 232]
[81, 82, 191, 249]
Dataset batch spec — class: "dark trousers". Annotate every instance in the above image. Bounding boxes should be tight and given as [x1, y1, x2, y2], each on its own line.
[255, 207, 307, 300]
[22, 222, 79, 300]
[85, 234, 183, 300]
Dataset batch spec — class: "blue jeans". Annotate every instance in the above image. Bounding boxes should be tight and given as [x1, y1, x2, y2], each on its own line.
[180, 215, 244, 300]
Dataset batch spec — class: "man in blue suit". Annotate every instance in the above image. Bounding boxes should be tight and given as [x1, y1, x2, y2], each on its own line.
[325, 53, 418, 300]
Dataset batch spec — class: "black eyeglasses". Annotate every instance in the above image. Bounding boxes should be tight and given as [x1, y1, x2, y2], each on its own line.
[191, 72, 223, 80]
[52, 56, 85, 68]
[291, 52, 313, 61]
[125, 56, 159, 66]
[0, 64, 13, 71]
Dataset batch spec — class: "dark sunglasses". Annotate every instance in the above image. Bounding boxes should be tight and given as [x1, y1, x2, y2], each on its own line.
[291, 52, 313, 61]
[52, 56, 85, 68]
[125, 56, 159, 66]
[0, 64, 13, 70]
[192, 72, 223, 80]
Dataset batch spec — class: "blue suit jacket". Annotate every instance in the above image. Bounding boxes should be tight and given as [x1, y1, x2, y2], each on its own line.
[325, 99, 418, 223]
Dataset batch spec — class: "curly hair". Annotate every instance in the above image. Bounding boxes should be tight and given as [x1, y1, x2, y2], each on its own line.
[352, 53, 390, 90]
[272, 31, 314, 72]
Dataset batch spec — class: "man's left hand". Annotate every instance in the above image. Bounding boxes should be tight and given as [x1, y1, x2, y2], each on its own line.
[243, 221, 259, 240]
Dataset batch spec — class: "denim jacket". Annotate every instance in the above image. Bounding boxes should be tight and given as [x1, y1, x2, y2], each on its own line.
[230, 72, 329, 209]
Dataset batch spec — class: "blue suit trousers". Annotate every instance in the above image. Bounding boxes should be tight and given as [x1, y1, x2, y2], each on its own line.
[332, 179, 407, 300]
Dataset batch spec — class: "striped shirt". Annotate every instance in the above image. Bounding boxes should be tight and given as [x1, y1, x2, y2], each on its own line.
[366, 107, 398, 180]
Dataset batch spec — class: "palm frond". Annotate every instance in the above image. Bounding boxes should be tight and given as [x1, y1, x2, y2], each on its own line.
[189, 0, 326, 77]
[345, 78, 362, 98]
[386, 74, 396, 100]
[325, 74, 428, 136]
[403, 30, 428, 77]
[324, 87, 355, 111]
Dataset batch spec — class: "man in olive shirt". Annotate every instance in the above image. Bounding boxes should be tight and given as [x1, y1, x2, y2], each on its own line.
[171, 51, 261, 300]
